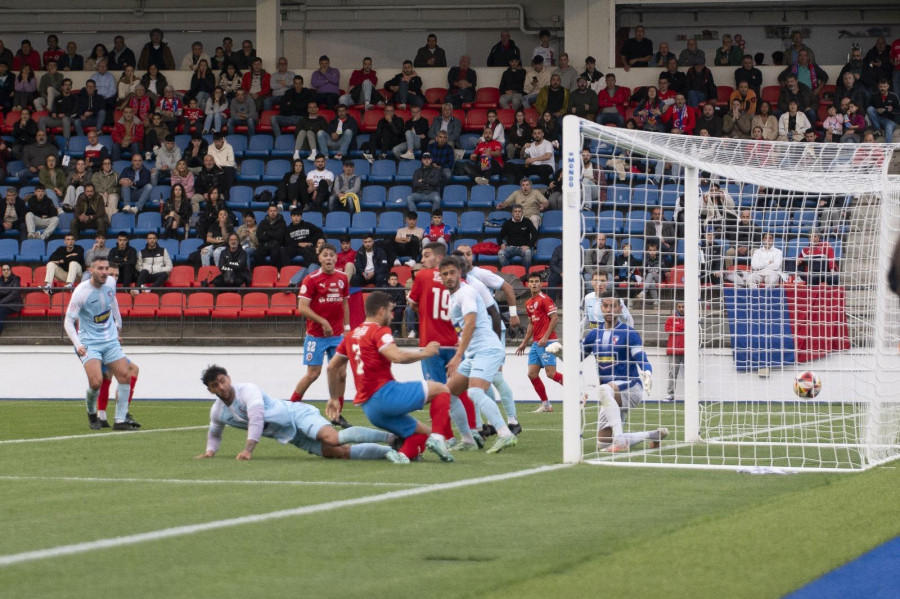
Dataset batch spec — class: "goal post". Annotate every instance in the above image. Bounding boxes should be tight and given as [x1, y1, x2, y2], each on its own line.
[560, 114, 900, 471]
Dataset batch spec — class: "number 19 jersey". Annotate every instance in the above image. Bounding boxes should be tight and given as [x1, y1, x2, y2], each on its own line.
[336, 321, 397, 404]
[408, 267, 458, 347]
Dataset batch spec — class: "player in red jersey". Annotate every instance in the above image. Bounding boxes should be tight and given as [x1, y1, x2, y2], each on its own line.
[516, 272, 563, 412]
[408, 242, 482, 447]
[327, 291, 455, 461]
[290, 243, 353, 428]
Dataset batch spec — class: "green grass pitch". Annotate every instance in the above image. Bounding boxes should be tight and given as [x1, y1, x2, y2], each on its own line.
[0, 399, 897, 599]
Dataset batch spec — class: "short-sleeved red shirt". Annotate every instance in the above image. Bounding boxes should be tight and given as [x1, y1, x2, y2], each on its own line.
[526, 292, 558, 342]
[408, 267, 458, 347]
[337, 321, 396, 404]
[298, 269, 349, 337]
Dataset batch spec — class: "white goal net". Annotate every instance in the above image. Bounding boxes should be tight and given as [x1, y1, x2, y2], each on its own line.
[560, 115, 900, 471]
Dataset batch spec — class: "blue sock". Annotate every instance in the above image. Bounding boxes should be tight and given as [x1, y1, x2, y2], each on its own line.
[85, 388, 98, 415]
[485, 385, 497, 401]
[338, 427, 389, 444]
[449, 395, 474, 442]
[349, 443, 390, 460]
[468, 387, 506, 431]
[115, 381, 130, 422]
[492, 373, 517, 421]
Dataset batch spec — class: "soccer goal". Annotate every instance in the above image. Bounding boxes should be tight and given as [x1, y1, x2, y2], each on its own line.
[560, 115, 900, 471]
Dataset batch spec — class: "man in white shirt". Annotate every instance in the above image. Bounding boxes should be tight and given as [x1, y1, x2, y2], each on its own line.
[523, 55, 551, 108]
[743, 233, 785, 288]
[504, 128, 555, 185]
[180, 41, 209, 71]
[306, 154, 335, 211]
[208, 132, 237, 190]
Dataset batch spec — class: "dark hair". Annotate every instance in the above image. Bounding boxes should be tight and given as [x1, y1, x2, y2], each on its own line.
[318, 55, 329, 62]
[405, 210, 418, 219]
[432, 208, 443, 217]
[117, 232, 129, 238]
[527, 272, 543, 281]
[242, 210, 255, 219]
[362, 233, 374, 240]
[364, 290, 393, 316]
[363, 56, 372, 62]
[90, 254, 108, 265]
[438, 256, 460, 271]
[424, 242, 447, 256]
[34, 183, 46, 191]
[339, 235, 351, 243]
[201, 364, 228, 387]
[403, 60, 412, 66]
[318, 242, 337, 255]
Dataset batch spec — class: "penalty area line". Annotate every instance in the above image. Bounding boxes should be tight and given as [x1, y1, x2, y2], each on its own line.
[0, 426, 207, 445]
[0, 463, 572, 568]
[0, 475, 425, 488]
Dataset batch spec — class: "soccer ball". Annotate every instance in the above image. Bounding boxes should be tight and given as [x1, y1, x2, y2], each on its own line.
[793, 371, 822, 398]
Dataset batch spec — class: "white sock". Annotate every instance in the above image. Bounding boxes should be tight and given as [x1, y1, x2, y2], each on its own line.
[98, 409, 107, 421]
[598, 385, 624, 439]
[429, 432, 445, 442]
[616, 431, 653, 448]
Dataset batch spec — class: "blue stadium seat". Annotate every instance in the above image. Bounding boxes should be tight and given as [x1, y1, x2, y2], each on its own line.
[596, 210, 622, 234]
[453, 238, 478, 252]
[620, 237, 644, 262]
[174, 134, 191, 152]
[112, 160, 131, 174]
[369, 160, 396, 183]
[467, 185, 496, 208]
[348, 211, 376, 235]
[459, 134, 480, 151]
[385, 185, 411, 210]
[75, 239, 94, 253]
[303, 212, 323, 228]
[0, 239, 18, 261]
[540, 210, 563, 234]
[133, 212, 162, 235]
[632, 187, 660, 207]
[178, 238, 203, 261]
[271, 134, 295, 158]
[236, 159, 264, 182]
[157, 238, 179, 259]
[65, 135, 88, 158]
[484, 211, 510, 234]
[394, 160, 418, 184]
[227, 186, 253, 208]
[16, 239, 44, 262]
[607, 184, 631, 206]
[624, 209, 648, 235]
[56, 212, 74, 235]
[350, 159, 370, 179]
[245, 135, 274, 158]
[535, 237, 561, 262]
[792, 210, 817, 235]
[360, 185, 386, 209]
[350, 134, 369, 158]
[249, 185, 278, 209]
[324, 212, 350, 235]
[376, 211, 405, 235]
[44, 239, 65, 261]
[263, 159, 290, 183]
[458, 211, 484, 235]
[659, 188, 680, 208]
[129, 239, 147, 252]
[225, 135, 248, 158]
[763, 210, 791, 235]
[326, 159, 343, 174]
[441, 185, 467, 209]
[435, 211, 457, 230]
[496, 184, 518, 204]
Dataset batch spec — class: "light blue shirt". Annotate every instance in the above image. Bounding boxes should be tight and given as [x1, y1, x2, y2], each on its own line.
[64, 277, 121, 346]
[449, 282, 503, 356]
[209, 383, 298, 445]
[91, 71, 117, 100]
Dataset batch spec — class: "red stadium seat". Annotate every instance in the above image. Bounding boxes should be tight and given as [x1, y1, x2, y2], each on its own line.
[130, 293, 159, 317]
[500, 265, 526, 280]
[267, 292, 297, 317]
[716, 85, 734, 107]
[496, 109, 515, 128]
[761, 85, 780, 106]
[3, 111, 21, 134]
[116, 292, 133, 317]
[277, 265, 302, 287]
[424, 88, 448, 108]
[184, 292, 214, 317]
[31, 266, 47, 287]
[464, 108, 488, 132]
[473, 87, 500, 109]
[251, 265, 278, 288]
[361, 108, 384, 132]
[478, 264, 499, 273]
[195, 266, 220, 287]
[660, 265, 685, 289]
[819, 85, 836, 105]
[523, 108, 539, 127]
[47, 292, 72, 317]
[157, 292, 185, 317]
[241, 292, 269, 318]
[420, 108, 439, 122]
[212, 292, 242, 319]
[391, 265, 412, 286]
[167, 265, 195, 288]
[20, 292, 49, 317]
[258, 110, 277, 133]
[11, 266, 32, 287]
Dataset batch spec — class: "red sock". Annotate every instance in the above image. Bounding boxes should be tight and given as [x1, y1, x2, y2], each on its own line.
[128, 376, 137, 404]
[338, 396, 345, 411]
[429, 392, 453, 439]
[97, 378, 112, 411]
[290, 392, 302, 402]
[530, 376, 548, 402]
[399, 433, 428, 460]
[459, 391, 477, 429]
[552, 372, 563, 385]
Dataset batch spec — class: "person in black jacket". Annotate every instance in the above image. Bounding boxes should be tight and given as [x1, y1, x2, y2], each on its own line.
[73, 80, 107, 137]
[42, 233, 85, 290]
[194, 154, 226, 201]
[373, 105, 405, 158]
[0, 62, 14, 113]
[162, 183, 193, 240]
[10, 108, 37, 160]
[0, 263, 23, 335]
[107, 232, 138, 286]
[210, 233, 251, 288]
[2, 187, 28, 241]
[498, 57, 527, 110]
[275, 159, 311, 212]
[195, 187, 231, 243]
[487, 31, 522, 67]
[255, 204, 288, 268]
[183, 134, 209, 170]
[24, 185, 59, 240]
[385, 61, 424, 108]
[497, 205, 537, 270]
[271, 76, 315, 138]
[351, 233, 390, 287]
[283, 207, 325, 266]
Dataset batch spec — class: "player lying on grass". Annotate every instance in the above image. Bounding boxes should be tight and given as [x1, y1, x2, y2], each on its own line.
[327, 291, 457, 462]
[547, 292, 667, 452]
[196, 364, 408, 463]
[440, 257, 518, 454]
[64, 256, 140, 431]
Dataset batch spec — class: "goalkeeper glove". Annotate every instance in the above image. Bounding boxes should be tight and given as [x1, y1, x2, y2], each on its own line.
[546, 341, 563, 359]
[640, 369, 653, 393]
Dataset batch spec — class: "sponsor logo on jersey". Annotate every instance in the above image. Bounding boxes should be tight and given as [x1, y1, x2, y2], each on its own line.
[93, 309, 111, 324]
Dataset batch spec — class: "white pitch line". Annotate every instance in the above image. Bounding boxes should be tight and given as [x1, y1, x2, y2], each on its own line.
[0, 475, 424, 488]
[0, 425, 207, 445]
[0, 463, 571, 568]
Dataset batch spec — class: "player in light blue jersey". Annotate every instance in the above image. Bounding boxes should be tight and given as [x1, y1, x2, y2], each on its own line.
[64, 255, 139, 431]
[579, 293, 667, 452]
[195, 364, 408, 463]
[440, 256, 518, 454]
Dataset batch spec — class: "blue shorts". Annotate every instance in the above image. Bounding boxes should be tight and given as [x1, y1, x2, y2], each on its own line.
[303, 334, 343, 366]
[78, 339, 127, 366]
[361, 380, 428, 438]
[288, 401, 332, 455]
[459, 347, 505, 383]
[528, 342, 557, 367]
[420, 348, 457, 384]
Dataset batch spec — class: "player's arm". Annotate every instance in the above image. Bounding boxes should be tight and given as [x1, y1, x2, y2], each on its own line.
[382, 340, 440, 364]
[407, 275, 421, 313]
[342, 297, 350, 332]
[63, 290, 86, 354]
[297, 296, 333, 336]
[196, 405, 225, 458]
[447, 312, 476, 376]
[630, 330, 654, 391]
[486, 304, 502, 338]
[539, 311, 558, 346]
[496, 279, 520, 327]
[237, 390, 266, 460]
[326, 351, 349, 421]
[516, 320, 534, 354]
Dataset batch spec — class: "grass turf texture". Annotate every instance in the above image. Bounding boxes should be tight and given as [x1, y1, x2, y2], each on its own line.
[0, 400, 897, 598]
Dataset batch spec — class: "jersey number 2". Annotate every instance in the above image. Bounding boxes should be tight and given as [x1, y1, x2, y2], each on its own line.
[350, 343, 365, 376]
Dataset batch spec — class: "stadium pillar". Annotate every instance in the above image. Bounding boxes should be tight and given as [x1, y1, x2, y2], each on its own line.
[256, 0, 283, 70]
[563, 0, 615, 71]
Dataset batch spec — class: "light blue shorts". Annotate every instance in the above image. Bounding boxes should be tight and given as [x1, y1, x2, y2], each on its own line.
[303, 334, 343, 366]
[79, 339, 127, 366]
[459, 347, 505, 383]
[528, 342, 557, 367]
[288, 401, 332, 455]
[361, 380, 428, 438]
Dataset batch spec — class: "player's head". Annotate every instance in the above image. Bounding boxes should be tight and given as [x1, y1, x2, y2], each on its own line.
[318, 242, 337, 272]
[438, 256, 462, 292]
[450, 250, 471, 276]
[90, 256, 109, 286]
[455, 244, 474, 266]
[364, 290, 394, 326]
[527, 272, 543, 294]
[421, 242, 447, 269]
[600, 292, 620, 325]
[201, 364, 233, 401]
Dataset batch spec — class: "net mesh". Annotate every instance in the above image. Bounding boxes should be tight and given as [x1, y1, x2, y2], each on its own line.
[563, 117, 900, 471]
